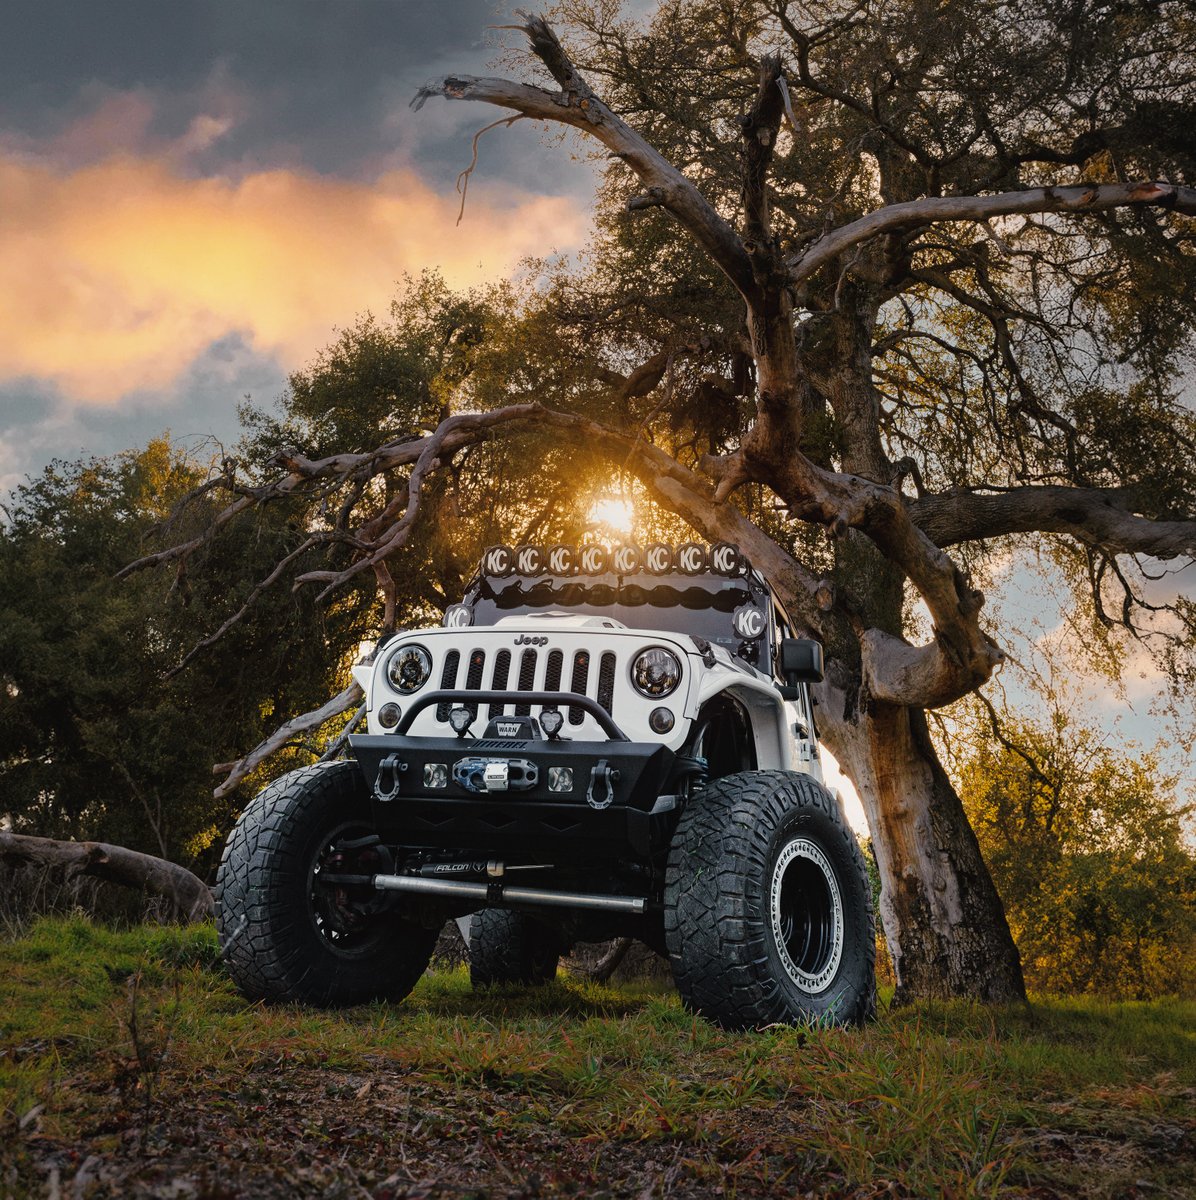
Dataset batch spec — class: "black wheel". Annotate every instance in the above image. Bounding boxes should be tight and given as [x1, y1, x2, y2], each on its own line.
[664, 770, 875, 1029]
[215, 760, 437, 1006]
[469, 909, 561, 987]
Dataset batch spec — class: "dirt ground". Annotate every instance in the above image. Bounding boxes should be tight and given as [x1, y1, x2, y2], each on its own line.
[6, 1057, 906, 1199]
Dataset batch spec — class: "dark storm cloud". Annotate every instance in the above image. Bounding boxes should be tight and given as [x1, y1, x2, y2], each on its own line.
[0, 0, 588, 192]
[0, 1, 598, 496]
[0, 336, 286, 496]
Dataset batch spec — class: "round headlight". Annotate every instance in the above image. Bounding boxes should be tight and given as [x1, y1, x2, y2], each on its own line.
[386, 644, 432, 694]
[631, 647, 682, 698]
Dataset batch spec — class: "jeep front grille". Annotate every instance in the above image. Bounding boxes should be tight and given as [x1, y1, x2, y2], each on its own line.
[488, 649, 511, 719]
[597, 651, 616, 716]
[515, 648, 537, 715]
[431, 641, 621, 727]
[464, 649, 485, 719]
[436, 649, 461, 722]
[568, 651, 590, 725]
[545, 648, 563, 693]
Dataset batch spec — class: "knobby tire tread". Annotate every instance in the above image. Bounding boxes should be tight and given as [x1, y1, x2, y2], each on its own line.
[469, 908, 560, 987]
[215, 760, 435, 1006]
[664, 770, 875, 1029]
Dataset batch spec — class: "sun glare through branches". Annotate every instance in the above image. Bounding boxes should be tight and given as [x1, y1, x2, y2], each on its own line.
[586, 495, 636, 537]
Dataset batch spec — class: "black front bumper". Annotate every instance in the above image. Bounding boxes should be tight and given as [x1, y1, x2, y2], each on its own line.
[349, 731, 675, 861]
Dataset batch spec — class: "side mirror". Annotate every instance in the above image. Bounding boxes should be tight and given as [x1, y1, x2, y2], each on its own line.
[779, 637, 824, 699]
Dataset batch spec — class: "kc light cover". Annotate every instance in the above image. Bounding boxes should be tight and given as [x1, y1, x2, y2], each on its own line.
[612, 544, 642, 574]
[514, 544, 544, 575]
[709, 542, 743, 576]
[481, 545, 514, 576]
[676, 542, 707, 575]
[644, 543, 673, 574]
[475, 541, 751, 581]
[578, 544, 610, 574]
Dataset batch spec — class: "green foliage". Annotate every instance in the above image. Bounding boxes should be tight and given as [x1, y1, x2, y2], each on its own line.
[956, 709, 1196, 998]
[238, 273, 493, 463]
[2, 916, 1195, 1197]
[553, 0, 1196, 672]
[0, 439, 338, 868]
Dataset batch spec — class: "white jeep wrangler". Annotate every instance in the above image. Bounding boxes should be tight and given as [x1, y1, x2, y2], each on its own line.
[216, 541, 875, 1029]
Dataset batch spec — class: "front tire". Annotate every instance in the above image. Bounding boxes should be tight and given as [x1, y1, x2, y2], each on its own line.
[469, 909, 561, 987]
[215, 761, 437, 1006]
[664, 770, 875, 1029]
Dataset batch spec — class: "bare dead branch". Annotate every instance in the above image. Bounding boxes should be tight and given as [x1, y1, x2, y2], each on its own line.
[627, 187, 666, 210]
[911, 486, 1196, 558]
[319, 702, 367, 763]
[740, 55, 786, 257]
[775, 75, 800, 134]
[166, 534, 325, 678]
[212, 682, 362, 800]
[298, 405, 542, 601]
[790, 181, 1196, 283]
[117, 494, 257, 579]
[576, 937, 633, 982]
[413, 16, 757, 299]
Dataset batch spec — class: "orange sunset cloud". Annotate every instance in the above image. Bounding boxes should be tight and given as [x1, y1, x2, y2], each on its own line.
[0, 153, 589, 402]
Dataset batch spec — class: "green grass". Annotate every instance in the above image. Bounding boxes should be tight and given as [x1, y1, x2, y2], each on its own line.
[1, 917, 1193, 1198]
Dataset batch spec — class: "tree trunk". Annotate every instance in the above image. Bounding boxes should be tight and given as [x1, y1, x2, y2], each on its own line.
[0, 832, 214, 923]
[825, 703, 1026, 1003]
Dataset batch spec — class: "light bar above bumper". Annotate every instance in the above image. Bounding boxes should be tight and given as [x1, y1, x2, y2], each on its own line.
[393, 689, 628, 740]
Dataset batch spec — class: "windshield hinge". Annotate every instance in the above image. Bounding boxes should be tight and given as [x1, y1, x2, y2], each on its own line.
[691, 637, 717, 668]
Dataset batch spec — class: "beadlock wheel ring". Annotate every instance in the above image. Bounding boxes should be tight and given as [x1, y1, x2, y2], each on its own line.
[769, 836, 845, 994]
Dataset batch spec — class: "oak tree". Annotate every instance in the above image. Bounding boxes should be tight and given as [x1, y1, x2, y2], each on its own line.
[955, 702, 1196, 997]
[132, 2, 1196, 1002]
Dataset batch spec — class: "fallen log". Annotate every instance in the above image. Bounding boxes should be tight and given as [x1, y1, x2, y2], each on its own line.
[0, 832, 213, 922]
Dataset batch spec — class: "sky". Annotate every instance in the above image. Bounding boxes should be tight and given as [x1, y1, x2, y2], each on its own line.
[0, 0, 596, 495]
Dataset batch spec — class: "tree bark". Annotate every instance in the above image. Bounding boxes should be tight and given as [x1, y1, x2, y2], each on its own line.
[821, 699, 1025, 1002]
[0, 832, 214, 923]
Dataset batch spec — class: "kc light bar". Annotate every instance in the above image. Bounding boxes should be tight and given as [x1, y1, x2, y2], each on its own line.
[478, 541, 745, 579]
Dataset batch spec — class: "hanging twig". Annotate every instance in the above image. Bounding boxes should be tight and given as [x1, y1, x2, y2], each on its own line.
[456, 114, 527, 224]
